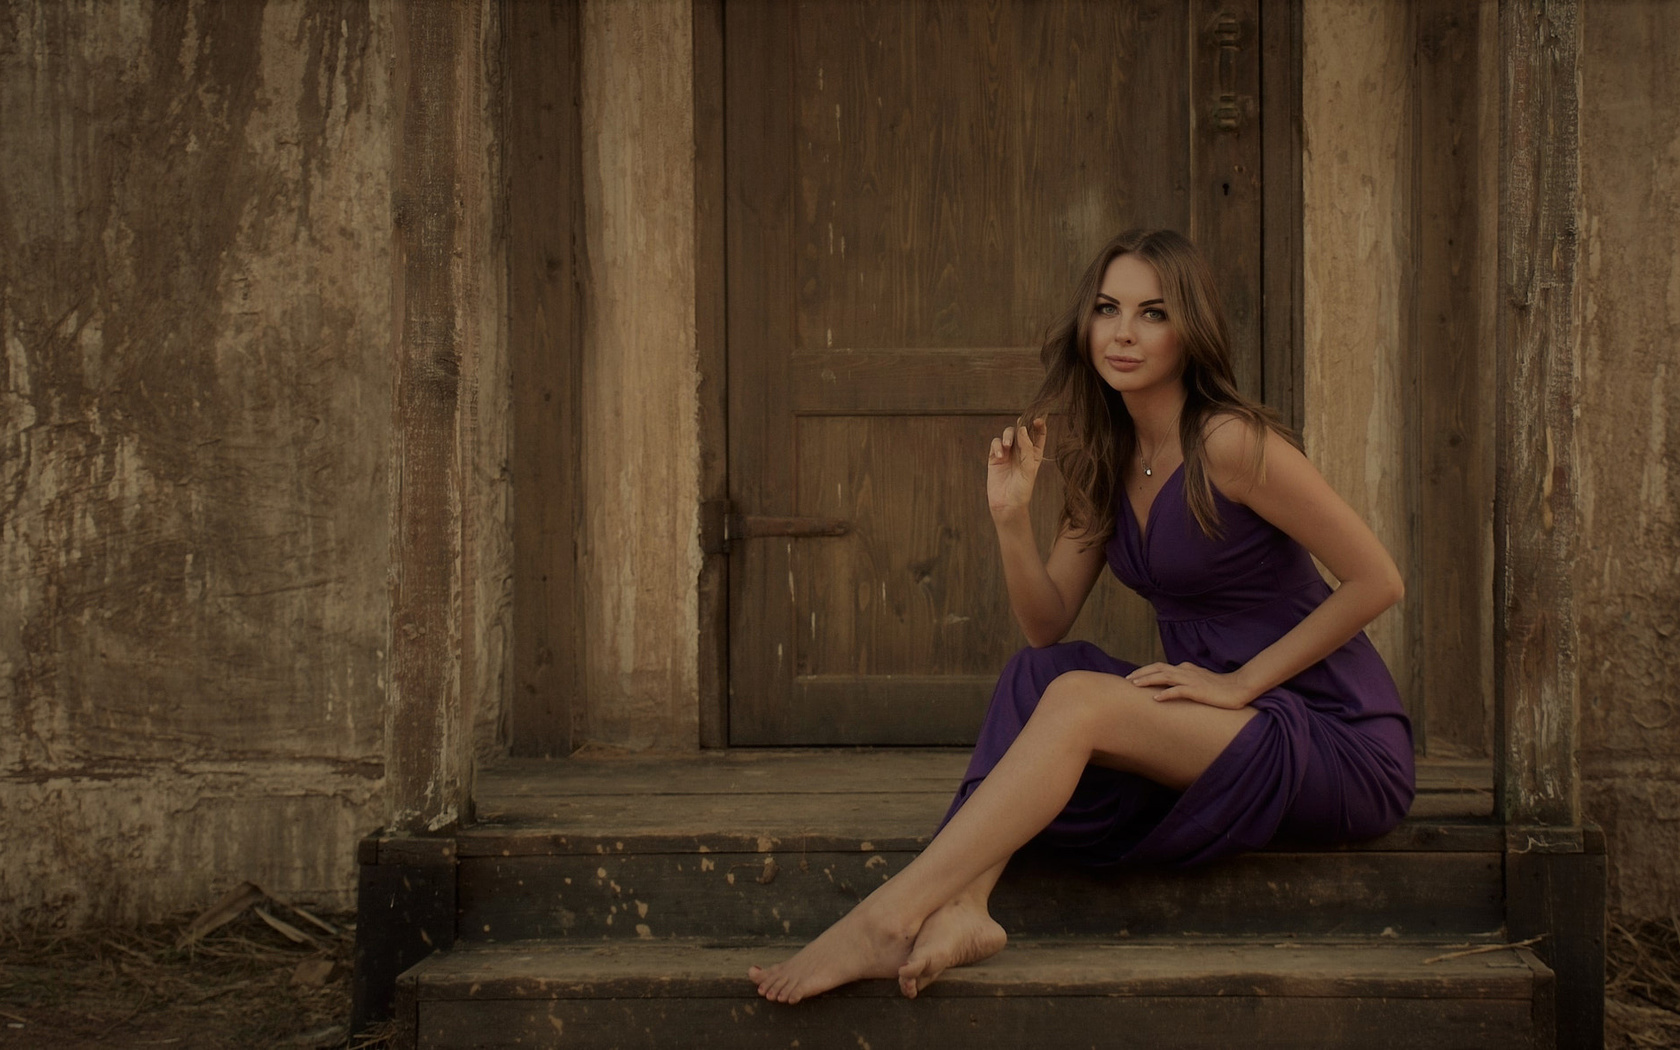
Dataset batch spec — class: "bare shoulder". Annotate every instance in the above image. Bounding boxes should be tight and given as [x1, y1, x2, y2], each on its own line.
[1201, 412, 1312, 505]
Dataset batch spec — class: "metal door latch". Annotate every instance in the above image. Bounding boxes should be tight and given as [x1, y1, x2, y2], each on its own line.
[700, 499, 850, 556]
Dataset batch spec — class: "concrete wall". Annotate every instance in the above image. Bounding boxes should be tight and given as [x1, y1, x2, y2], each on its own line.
[1577, 0, 1680, 920]
[0, 0, 507, 927]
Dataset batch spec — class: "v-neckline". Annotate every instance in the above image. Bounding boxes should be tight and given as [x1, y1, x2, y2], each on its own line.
[1125, 461, 1185, 549]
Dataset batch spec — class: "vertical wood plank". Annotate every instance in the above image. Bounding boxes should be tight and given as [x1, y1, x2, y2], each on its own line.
[1300, 1, 1416, 728]
[1495, 0, 1580, 826]
[1259, 0, 1303, 430]
[507, 0, 584, 758]
[725, 0, 796, 744]
[1505, 831, 1606, 1049]
[388, 0, 482, 830]
[577, 0, 701, 748]
[1414, 0, 1493, 759]
[1190, 0, 1264, 400]
[694, 0, 728, 748]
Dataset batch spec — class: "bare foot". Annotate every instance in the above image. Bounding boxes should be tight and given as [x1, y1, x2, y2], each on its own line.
[896, 898, 1007, 999]
[746, 901, 917, 1004]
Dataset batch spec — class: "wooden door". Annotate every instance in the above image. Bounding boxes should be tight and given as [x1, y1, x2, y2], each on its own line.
[725, 0, 1267, 745]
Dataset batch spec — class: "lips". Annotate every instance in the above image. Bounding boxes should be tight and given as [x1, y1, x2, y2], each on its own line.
[1104, 356, 1144, 372]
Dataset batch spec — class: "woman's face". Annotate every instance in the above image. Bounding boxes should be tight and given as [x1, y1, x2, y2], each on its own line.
[1086, 253, 1185, 394]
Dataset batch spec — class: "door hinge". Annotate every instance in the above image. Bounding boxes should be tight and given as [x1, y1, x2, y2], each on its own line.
[700, 499, 850, 556]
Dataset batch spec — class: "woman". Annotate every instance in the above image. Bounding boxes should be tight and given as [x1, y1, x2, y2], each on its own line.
[748, 229, 1414, 1004]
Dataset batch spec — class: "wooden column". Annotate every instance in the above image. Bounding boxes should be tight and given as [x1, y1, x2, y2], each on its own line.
[507, 0, 586, 758]
[1259, 0, 1304, 430]
[1412, 0, 1498, 760]
[386, 0, 492, 830]
[693, 0, 728, 748]
[1495, 0, 1580, 827]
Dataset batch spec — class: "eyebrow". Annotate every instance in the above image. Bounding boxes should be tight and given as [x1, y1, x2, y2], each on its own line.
[1095, 293, 1167, 308]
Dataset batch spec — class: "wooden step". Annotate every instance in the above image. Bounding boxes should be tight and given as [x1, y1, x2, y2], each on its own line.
[451, 751, 1502, 944]
[396, 938, 1555, 1049]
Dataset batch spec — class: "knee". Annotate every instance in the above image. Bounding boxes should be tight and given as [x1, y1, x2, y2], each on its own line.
[1035, 670, 1133, 726]
[1005, 641, 1111, 693]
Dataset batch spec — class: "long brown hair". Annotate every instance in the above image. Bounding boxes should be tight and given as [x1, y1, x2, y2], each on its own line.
[1022, 229, 1299, 543]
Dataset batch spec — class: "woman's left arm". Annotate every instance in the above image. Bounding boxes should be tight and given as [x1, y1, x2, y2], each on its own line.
[1127, 419, 1405, 709]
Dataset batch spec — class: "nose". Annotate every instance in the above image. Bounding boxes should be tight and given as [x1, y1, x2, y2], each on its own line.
[1113, 314, 1136, 345]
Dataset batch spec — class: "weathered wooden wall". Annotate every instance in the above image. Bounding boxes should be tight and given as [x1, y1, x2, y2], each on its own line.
[385, 0, 510, 833]
[1301, 0, 1497, 761]
[1577, 0, 1680, 919]
[1301, 0, 1417, 726]
[0, 0, 510, 925]
[506, 0, 585, 758]
[576, 0, 701, 749]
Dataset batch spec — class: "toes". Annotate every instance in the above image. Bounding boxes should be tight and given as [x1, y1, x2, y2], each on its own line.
[898, 952, 932, 999]
[900, 967, 927, 1001]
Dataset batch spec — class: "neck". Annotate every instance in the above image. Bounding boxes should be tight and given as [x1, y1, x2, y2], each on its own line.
[1122, 384, 1187, 449]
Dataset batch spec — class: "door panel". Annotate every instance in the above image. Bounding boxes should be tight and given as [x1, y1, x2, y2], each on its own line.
[727, 0, 1263, 745]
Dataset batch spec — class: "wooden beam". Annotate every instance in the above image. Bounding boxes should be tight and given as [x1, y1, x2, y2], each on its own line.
[1495, 0, 1580, 826]
[387, 0, 488, 829]
[1189, 0, 1265, 401]
[506, 0, 585, 757]
[694, 0, 728, 748]
[1414, 0, 1496, 760]
[1259, 0, 1304, 431]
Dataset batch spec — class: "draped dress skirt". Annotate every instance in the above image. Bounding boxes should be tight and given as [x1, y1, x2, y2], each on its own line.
[940, 466, 1415, 866]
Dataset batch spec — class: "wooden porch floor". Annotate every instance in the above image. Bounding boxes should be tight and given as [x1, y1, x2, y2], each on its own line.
[471, 750, 1493, 846]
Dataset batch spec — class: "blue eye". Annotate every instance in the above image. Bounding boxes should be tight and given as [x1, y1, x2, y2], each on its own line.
[1095, 303, 1118, 316]
[1144, 308, 1167, 322]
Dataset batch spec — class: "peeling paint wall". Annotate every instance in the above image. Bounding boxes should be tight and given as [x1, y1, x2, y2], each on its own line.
[0, 0, 397, 926]
[577, 0, 701, 749]
[1578, 0, 1680, 919]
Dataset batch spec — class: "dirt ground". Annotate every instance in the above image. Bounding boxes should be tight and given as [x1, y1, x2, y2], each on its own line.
[1608, 914, 1680, 1048]
[0, 892, 388, 1050]
[1, 903, 1675, 1048]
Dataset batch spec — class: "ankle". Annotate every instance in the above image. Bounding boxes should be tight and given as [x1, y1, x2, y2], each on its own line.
[853, 893, 921, 944]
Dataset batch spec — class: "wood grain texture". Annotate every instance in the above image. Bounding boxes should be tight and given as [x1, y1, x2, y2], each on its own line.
[412, 939, 1542, 999]
[352, 841, 458, 1030]
[724, 0, 799, 744]
[1301, 0, 1416, 729]
[507, 0, 585, 758]
[694, 0, 729, 748]
[578, 0, 702, 749]
[1413, 0, 1495, 760]
[465, 751, 1494, 850]
[1505, 837, 1605, 1050]
[1495, 0, 1580, 827]
[728, 1, 1201, 744]
[1260, 0, 1305, 428]
[1190, 0, 1265, 398]
[412, 994, 1541, 1050]
[401, 941, 1546, 1050]
[453, 847, 1504, 942]
[389, 0, 499, 832]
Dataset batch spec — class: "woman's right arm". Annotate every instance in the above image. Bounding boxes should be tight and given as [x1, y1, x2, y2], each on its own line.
[988, 418, 1108, 647]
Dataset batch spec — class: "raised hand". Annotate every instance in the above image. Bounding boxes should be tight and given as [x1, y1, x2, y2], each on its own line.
[1125, 662, 1258, 710]
[987, 417, 1048, 518]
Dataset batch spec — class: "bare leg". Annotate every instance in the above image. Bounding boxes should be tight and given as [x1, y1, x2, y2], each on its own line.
[747, 671, 1258, 1003]
[896, 859, 1008, 998]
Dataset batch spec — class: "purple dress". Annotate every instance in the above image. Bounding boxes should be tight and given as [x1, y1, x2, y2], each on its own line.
[940, 464, 1415, 866]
